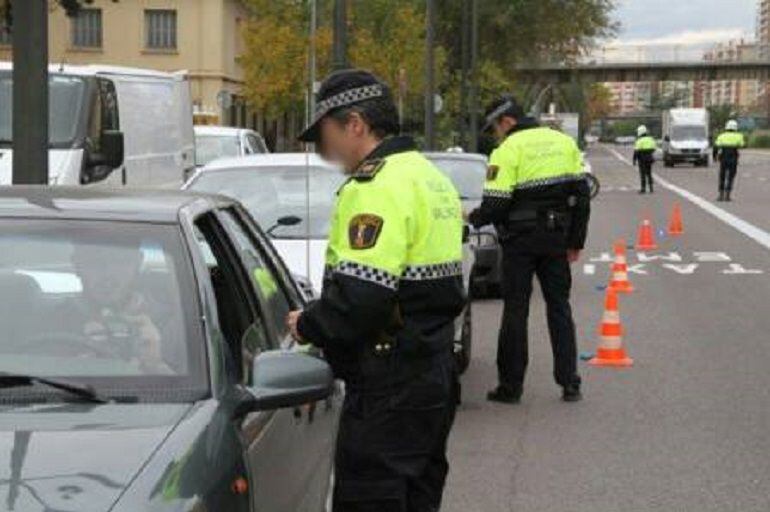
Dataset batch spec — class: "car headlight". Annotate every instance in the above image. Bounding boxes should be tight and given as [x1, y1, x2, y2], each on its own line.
[470, 232, 498, 248]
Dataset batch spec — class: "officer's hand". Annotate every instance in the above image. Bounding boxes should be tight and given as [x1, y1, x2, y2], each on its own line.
[285, 310, 306, 343]
[567, 249, 582, 263]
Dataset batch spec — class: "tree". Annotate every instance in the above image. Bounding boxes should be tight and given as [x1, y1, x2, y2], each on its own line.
[585, 83, 613, 126]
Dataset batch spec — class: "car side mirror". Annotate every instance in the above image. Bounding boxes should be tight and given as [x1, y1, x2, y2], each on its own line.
[278, 215, 302, 227]
[664, 135, 671, 142]
[82, 131, 124, 184]
[235, 350, 333, 416]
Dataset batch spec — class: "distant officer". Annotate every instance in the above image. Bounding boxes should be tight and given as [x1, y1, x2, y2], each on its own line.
[632, 125, 657, 194]
[468, 95, 591, 404]
[287, 69, 465, 511]
[713, 119, 745, 202]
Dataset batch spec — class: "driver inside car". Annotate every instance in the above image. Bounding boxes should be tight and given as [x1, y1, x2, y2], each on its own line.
[58, 238, 172, 375]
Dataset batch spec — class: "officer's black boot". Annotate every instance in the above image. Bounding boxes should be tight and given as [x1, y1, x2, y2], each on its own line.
[487, 385, 522, 404]
[717, 190, 725, 202]
[562, 384, 582, 402]
[725, 190, 732, 202]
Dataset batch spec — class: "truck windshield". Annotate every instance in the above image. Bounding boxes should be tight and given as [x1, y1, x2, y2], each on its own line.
[0, 72, 88, 148]
[672, 126, 706, 140]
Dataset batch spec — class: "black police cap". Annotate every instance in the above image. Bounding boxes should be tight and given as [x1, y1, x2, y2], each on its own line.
[298, 69, 392, 143]
[482, 95, 525, 132]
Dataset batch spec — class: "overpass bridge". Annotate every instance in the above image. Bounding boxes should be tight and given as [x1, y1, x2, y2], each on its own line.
[515, 60, 770, 84]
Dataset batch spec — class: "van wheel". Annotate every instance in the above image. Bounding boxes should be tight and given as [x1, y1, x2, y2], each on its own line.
[455, 306, 472, 374]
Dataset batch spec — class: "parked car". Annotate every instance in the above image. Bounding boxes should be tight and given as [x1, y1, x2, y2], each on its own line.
[0, 187, 340, 511]
[194, 125, 269, 168]
[185, 153, 476, 373]
[426, 152, 503, 298]
[0, 63, 196, 187]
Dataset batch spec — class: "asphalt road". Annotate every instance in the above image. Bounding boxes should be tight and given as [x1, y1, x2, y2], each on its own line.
[443, 144, 770, 512]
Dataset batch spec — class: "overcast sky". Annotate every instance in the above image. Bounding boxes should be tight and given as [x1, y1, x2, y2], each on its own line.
[595, 0, 759, 60]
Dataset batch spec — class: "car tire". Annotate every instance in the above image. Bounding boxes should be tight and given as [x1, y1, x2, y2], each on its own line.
[455, 305, 472, 374]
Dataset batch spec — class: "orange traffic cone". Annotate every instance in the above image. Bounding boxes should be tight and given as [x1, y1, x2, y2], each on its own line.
[636, 218, 658, 250]
[589, 288, 633, 367]
[668, 203, 684, 236]
[608, 240, 634, 293]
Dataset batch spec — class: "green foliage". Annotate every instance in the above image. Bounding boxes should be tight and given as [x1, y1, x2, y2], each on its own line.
[240, 0, 619, 141]
[748, 130, 770, 148]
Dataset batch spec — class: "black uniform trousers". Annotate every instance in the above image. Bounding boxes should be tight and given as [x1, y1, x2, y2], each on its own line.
[497, 242, 580, 391]
[638, 160, 654, 192]
[718, 159, 738, 192]
[333, 350, 458, 512]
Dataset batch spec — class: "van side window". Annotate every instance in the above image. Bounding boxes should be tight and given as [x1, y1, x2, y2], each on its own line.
[86, 79, 119, 155]
[98, 79, 119, 132]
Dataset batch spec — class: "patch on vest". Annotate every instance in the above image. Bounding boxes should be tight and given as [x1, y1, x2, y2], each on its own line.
[348, 214, 384, 250]
[486, 164, 500, 181]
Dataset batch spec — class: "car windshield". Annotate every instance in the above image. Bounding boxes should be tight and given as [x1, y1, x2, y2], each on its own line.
[429, 157, 486, 200]
[0, 72, 87, 147]
[672, 126, 706, 140]
[189, 165, 346, 239]
[195, 134, 242, 166]
[0, 220, 206, 403]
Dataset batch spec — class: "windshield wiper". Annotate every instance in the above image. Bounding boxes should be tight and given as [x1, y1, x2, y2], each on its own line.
[0, 372, 108, 404]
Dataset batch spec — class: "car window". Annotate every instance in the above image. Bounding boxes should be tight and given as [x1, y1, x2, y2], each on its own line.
[194, 215, 275, 385]
[234, 205, 304, 306]
[187, 165, 345, 239]
[246, 133, 267, 154]
[194, 134, 241, 166]
[429, 157, 486, 200]
[218, 209, 295, 346]
[0, 220, 206, 402]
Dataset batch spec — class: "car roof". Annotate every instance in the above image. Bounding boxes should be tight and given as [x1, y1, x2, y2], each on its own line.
[0, 186, 233, 223]
[424, 152, 488, 163]
[0, 61, 184, 80]
[200, 153, 337, 172]
[194, 125, 255, 137]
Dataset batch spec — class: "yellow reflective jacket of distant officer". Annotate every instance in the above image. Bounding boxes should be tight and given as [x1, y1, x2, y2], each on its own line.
[713, 130, 745, 164]
[298, 136, 466, 384]
[470, 121, 590, 251]
[633, 135, 657, 164]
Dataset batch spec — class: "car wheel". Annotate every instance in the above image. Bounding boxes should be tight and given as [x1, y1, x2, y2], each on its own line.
[455, 305, 472, 374]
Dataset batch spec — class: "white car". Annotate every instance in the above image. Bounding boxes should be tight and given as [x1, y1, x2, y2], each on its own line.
[184, 153, 476, 372]
[194, 125, 269, 168]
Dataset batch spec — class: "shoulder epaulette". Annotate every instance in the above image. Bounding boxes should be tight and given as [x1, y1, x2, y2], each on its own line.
[350, 158, 386, 181]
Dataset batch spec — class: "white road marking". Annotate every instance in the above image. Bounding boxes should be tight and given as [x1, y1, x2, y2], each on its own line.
[722, 264, 764, 275]
[694, 251, 732, 262]
[606, 145, 770, 252]
[662, 263, 699, 274]
[627, 264, 649, 275]
[637, 252, 683, 262]
[590, 253, 614, 262]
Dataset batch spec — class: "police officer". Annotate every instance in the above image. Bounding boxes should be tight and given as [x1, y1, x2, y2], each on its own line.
[633, 125, 657, 194]
[468, 95, 590, 404]
[713, 119, 745, 202]
[286, 69, 465, 512]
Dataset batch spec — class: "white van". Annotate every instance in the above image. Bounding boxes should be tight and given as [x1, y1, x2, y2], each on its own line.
[0, 63, 195, 187]
[662, 108, 710, 167]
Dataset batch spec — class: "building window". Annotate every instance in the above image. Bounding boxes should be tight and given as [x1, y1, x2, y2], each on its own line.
[71, 9, 102, 48]
[145, 10, 177, 50]
[0, 21, 12, 46]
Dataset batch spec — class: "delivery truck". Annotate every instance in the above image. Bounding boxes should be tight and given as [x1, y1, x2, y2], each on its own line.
[0, 63, 195, 187]
[662, 108, 710, 167]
